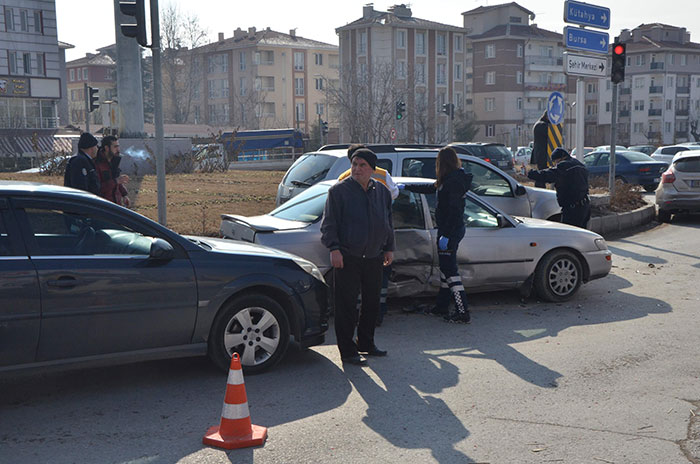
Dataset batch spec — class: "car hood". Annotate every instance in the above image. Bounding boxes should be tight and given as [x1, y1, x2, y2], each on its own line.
[516, 216, 600, 236]
[185, 235, 302, 260]
[220, 214, 308, 232]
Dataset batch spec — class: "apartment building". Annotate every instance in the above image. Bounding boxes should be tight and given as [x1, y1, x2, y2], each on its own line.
[0, 0, 63, 148]
[336, 4, 466, 144]
[183, 27, 338, 134]
[587, 23, 700, 146]
[463, 3, 576, 146]
[66, 52, 117, 127]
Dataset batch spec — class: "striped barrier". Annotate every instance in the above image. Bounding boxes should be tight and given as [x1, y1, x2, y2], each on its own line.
[202, 353, 267, 450]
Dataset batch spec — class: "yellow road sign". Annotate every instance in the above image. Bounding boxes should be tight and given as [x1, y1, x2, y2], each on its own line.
[546, 124, 564, 166]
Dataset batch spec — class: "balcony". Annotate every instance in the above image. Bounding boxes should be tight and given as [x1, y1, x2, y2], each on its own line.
[619, 109, 630, 117]
[677, 86, 690, 95]
[676, 109, 689, 117]
[524, 83, 567, 92]
[648, 108, 662, 117]
[649, 86, 663, 94]
[650, 62, 665, 70]
[0, 117, 59, 129]
[525, 57, 564, 70]
[620, 87, 631, 95]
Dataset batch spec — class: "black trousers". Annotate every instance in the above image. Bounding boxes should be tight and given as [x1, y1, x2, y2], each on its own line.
[334, 254, 383, 358]
[562, 203, 591, 228]
[436, 236, 468, 314]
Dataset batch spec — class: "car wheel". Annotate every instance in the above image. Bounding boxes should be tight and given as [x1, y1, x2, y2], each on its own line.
[534, 250, 583, 302]
[643, 184, 657, 193]
[657, 210, 672, 223]
[208, 294, 290, 374]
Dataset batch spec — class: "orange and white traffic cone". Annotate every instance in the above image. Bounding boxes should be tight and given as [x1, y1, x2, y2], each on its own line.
[203, 353, 267, 450]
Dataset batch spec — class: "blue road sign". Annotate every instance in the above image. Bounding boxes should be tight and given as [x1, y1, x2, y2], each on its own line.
[564, 0, 610, 30]
[547, 92, 565, 126]
[564, 26, 609, 55]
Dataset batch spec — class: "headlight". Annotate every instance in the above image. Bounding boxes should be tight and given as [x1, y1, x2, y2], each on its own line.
[293, 258, 326, 284]
[594, 238, 608, 250]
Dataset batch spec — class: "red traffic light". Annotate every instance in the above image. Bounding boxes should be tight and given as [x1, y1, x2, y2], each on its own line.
[613, 44, 625, 55]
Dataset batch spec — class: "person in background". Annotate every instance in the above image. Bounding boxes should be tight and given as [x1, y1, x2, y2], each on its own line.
[400, 147, 473, 324]
[531, 111, 551, 188]
[96, 136, 130, 207]
[322, 148, 395, 366]
[526, 147, 590, 228]
[64, 132, 100, 195]
[338, 144, 398, 326]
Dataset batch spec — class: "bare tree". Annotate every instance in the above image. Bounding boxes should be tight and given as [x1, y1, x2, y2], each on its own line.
[161, 2, 208, 124]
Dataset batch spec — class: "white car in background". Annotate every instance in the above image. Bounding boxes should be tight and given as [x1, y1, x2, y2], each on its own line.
[656, 150, 700, 222]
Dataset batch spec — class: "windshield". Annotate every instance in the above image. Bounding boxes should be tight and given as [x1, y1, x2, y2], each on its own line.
[269, 183, 331, 222]
[282, 153, 337, 186]
[467, 145, 511, 159]
[621, 151, 655, 162]
[674, 157, 700, 172]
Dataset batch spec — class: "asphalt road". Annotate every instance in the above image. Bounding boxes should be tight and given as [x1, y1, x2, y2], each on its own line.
[2, 215, 699, 464]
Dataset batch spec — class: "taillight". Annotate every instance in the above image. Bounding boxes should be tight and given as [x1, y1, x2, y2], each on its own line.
[661, 170, 676, 184]
[484, 158, 491, 163]
[639, 167, 651, 173]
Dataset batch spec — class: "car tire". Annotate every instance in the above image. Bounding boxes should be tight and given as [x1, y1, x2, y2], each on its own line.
[534, 250, 583, 302]
[643, 184, 657, 193]
[208, 294, 290, 374]
[657, 210, 672, 223]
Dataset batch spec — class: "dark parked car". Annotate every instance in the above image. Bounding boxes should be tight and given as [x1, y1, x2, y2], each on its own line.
[583, 150, 668, 192]
[628, 145, 656, 156]
[448, 142, 515, 172]
[0, 181, 328, 374]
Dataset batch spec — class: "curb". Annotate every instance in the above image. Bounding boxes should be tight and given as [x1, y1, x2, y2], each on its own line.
[588, 203, 656, 235]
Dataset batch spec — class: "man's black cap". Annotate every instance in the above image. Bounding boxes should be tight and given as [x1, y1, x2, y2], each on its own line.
[350, 148, 377, 170]
[78, 132, 98, 149]
[551, 148, 569, 162]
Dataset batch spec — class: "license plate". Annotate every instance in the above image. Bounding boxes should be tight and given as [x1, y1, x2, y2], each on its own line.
[691, 180, 700, 188]
[498, 161, 508, 167]
[653, 178, 659, 183]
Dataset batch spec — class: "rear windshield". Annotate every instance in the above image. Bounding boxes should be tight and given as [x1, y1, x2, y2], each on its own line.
[466, 145, 511, 159]
[269, 183, 331, 222]
[282, 153, 337, 186]
[661, 147, 689, 155]
[621, 151, 655, 162]
[674, 157, 700, 173]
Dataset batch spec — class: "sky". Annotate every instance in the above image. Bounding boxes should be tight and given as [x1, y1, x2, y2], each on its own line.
[57, 0, 700, 61]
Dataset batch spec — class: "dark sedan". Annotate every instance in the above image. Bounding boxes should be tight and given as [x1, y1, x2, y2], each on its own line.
[0, 181, 328, 374]
[583, 150, 668, 192]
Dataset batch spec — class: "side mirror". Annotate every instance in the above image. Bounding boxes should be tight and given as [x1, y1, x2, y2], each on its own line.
[496, 214, 508, 228]
[150, 238, 174, 260]
[515, 184, 527, 196]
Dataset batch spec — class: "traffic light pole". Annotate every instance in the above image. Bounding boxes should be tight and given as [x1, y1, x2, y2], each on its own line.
[150, 0, 167, 226]
[609, 82, 619, 196]
[83, 83, 90, 133]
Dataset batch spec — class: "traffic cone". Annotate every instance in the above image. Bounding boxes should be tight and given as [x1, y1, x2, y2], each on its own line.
[203, 353, 267, 449]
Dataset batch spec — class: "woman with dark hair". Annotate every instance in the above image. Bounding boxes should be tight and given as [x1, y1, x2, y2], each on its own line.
[400, 147, 473, 324]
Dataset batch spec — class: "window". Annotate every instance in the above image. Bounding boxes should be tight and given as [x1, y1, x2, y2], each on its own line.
[315, 103, 324, 115]
[485, 71, 495, 85]
[208, 80, 217, 98]
[23, 52, 31, 74]
[669, 53, 675, 65]
[396, 60, 406, 79]
[294, 77, 304, 96]
[667, 76, 674, 87]
[463, 197, 500, 228]
[194, 106, 200, 122]
[392, 191, 425, 230]
[634, 100, 645, 111]
[437, 63, 446, 84]
[239, 51, 246, 71]
[517, 44, 523, 57]
[70, 68, 75, 81]
[634, 77, 645, 88]
[33, 10, 42, 33]
[19, 9, 28, 32]
[193, 82, 200, 99]
[517, 97, 523, 110]
[83, 68, 88, 80]
[486, 125, 495, 137]
[437, 34, 446, 55]
[4, 7, 14, 31]
[605, 102, 610, 112]
[358, 31, 367, 55]
[540, 46, 553, 57]
[416, 32, 426, 55]
[455, 63, 462, 81]
[314, 53, 323, 66]
[396, 29, 406, 49]
[454, 34, 462, 52]
[666, 99, 672, 110]
[665, 122, 671, 133]
[681, 55, 687, 66]
[295, 102, 305, 121]
[516, 71, 523, 84]
[221, 79, 229, 97]
[8, 51, 17, 74]
[485, 44, 495, 59]
[36, 52, 44, 75]
[416, 62, 425, 84]
[294, 52, 304, 71]
[633, 122, 644, 133]
[315, 78, 324, 90]
[485, 97, 495, 112]
[239, 77, 246, 96]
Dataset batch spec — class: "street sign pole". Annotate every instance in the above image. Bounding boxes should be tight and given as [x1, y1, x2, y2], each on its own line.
[575, 78, 585, 161]
[609, 83, 619, 196]
[83, 83, 90, 133]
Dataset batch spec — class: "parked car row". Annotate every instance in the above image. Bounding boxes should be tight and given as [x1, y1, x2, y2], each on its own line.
[583, 150, 668, 192]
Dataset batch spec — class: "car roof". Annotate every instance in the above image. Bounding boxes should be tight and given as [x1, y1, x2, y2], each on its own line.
[0, 180, 99, 198]
[673, 150, 700, 161]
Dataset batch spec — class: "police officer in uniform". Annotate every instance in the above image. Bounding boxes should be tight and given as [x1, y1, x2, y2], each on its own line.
[64, 132, 100, 195]
[527, 148, 591, 228]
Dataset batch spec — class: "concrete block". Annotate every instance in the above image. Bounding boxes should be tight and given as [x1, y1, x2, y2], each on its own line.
[590, 194, 610, 207]
[618, 210, 636, 230]
[588, 216, 602, 234]
[601, 214, 620, 234]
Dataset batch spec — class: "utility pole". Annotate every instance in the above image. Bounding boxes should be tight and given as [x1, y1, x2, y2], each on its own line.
[609, 83, 619, 196]
[150, 0, 166, 226]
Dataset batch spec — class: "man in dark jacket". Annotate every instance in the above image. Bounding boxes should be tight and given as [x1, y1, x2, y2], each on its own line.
[527, 148, 590, 228]
[531, 112, 550, 188]
[321, 148, 395, 366]
[64, 132, 100, 195]
[96, 136, 130, 207]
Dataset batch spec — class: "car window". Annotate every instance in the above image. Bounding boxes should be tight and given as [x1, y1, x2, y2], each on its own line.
[25, 208, 153, 256]
[401, 157, 436, 178]
[376, 158, 392, 172]
[463, 161, 513, 197]
[595, 153, 622, 165]
[282, 153, 337, 186]
[583, 154, 597, 167]
[464, 196, 499, 228]
[674, 157, 700, 172]
[269, 183, 331, 223]
[0, 214, 14, 256]
[620, 151, 654, 162]
[392, 191, 425, 230]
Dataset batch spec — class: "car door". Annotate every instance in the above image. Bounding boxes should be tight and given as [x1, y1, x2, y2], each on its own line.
[584, 152, 604, 177]
[12, 197, 198, 362]
[0, 199, 41, 367]
[390, 190, 433, 295]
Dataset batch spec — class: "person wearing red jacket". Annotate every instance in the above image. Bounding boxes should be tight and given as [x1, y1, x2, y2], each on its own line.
[96, 136, 130, 207]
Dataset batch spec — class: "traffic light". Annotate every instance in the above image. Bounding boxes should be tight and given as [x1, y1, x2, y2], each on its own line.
[395, 101, 406, 120]
[88, 86, 99, 112]
[119, 0, 148, 47]
[441, 103, 455, 119]
[611, 41, 626, 84]
[321, 120, 329, 135]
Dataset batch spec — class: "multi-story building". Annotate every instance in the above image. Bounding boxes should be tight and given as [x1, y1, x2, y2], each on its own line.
[66, 52, 117, 127]
[336, 4, 466, 144]
[182, 27, 339, 135]
[0, 0, 64, 149]
[588, 23, 700, 146]
[463, 2, 576, 147]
